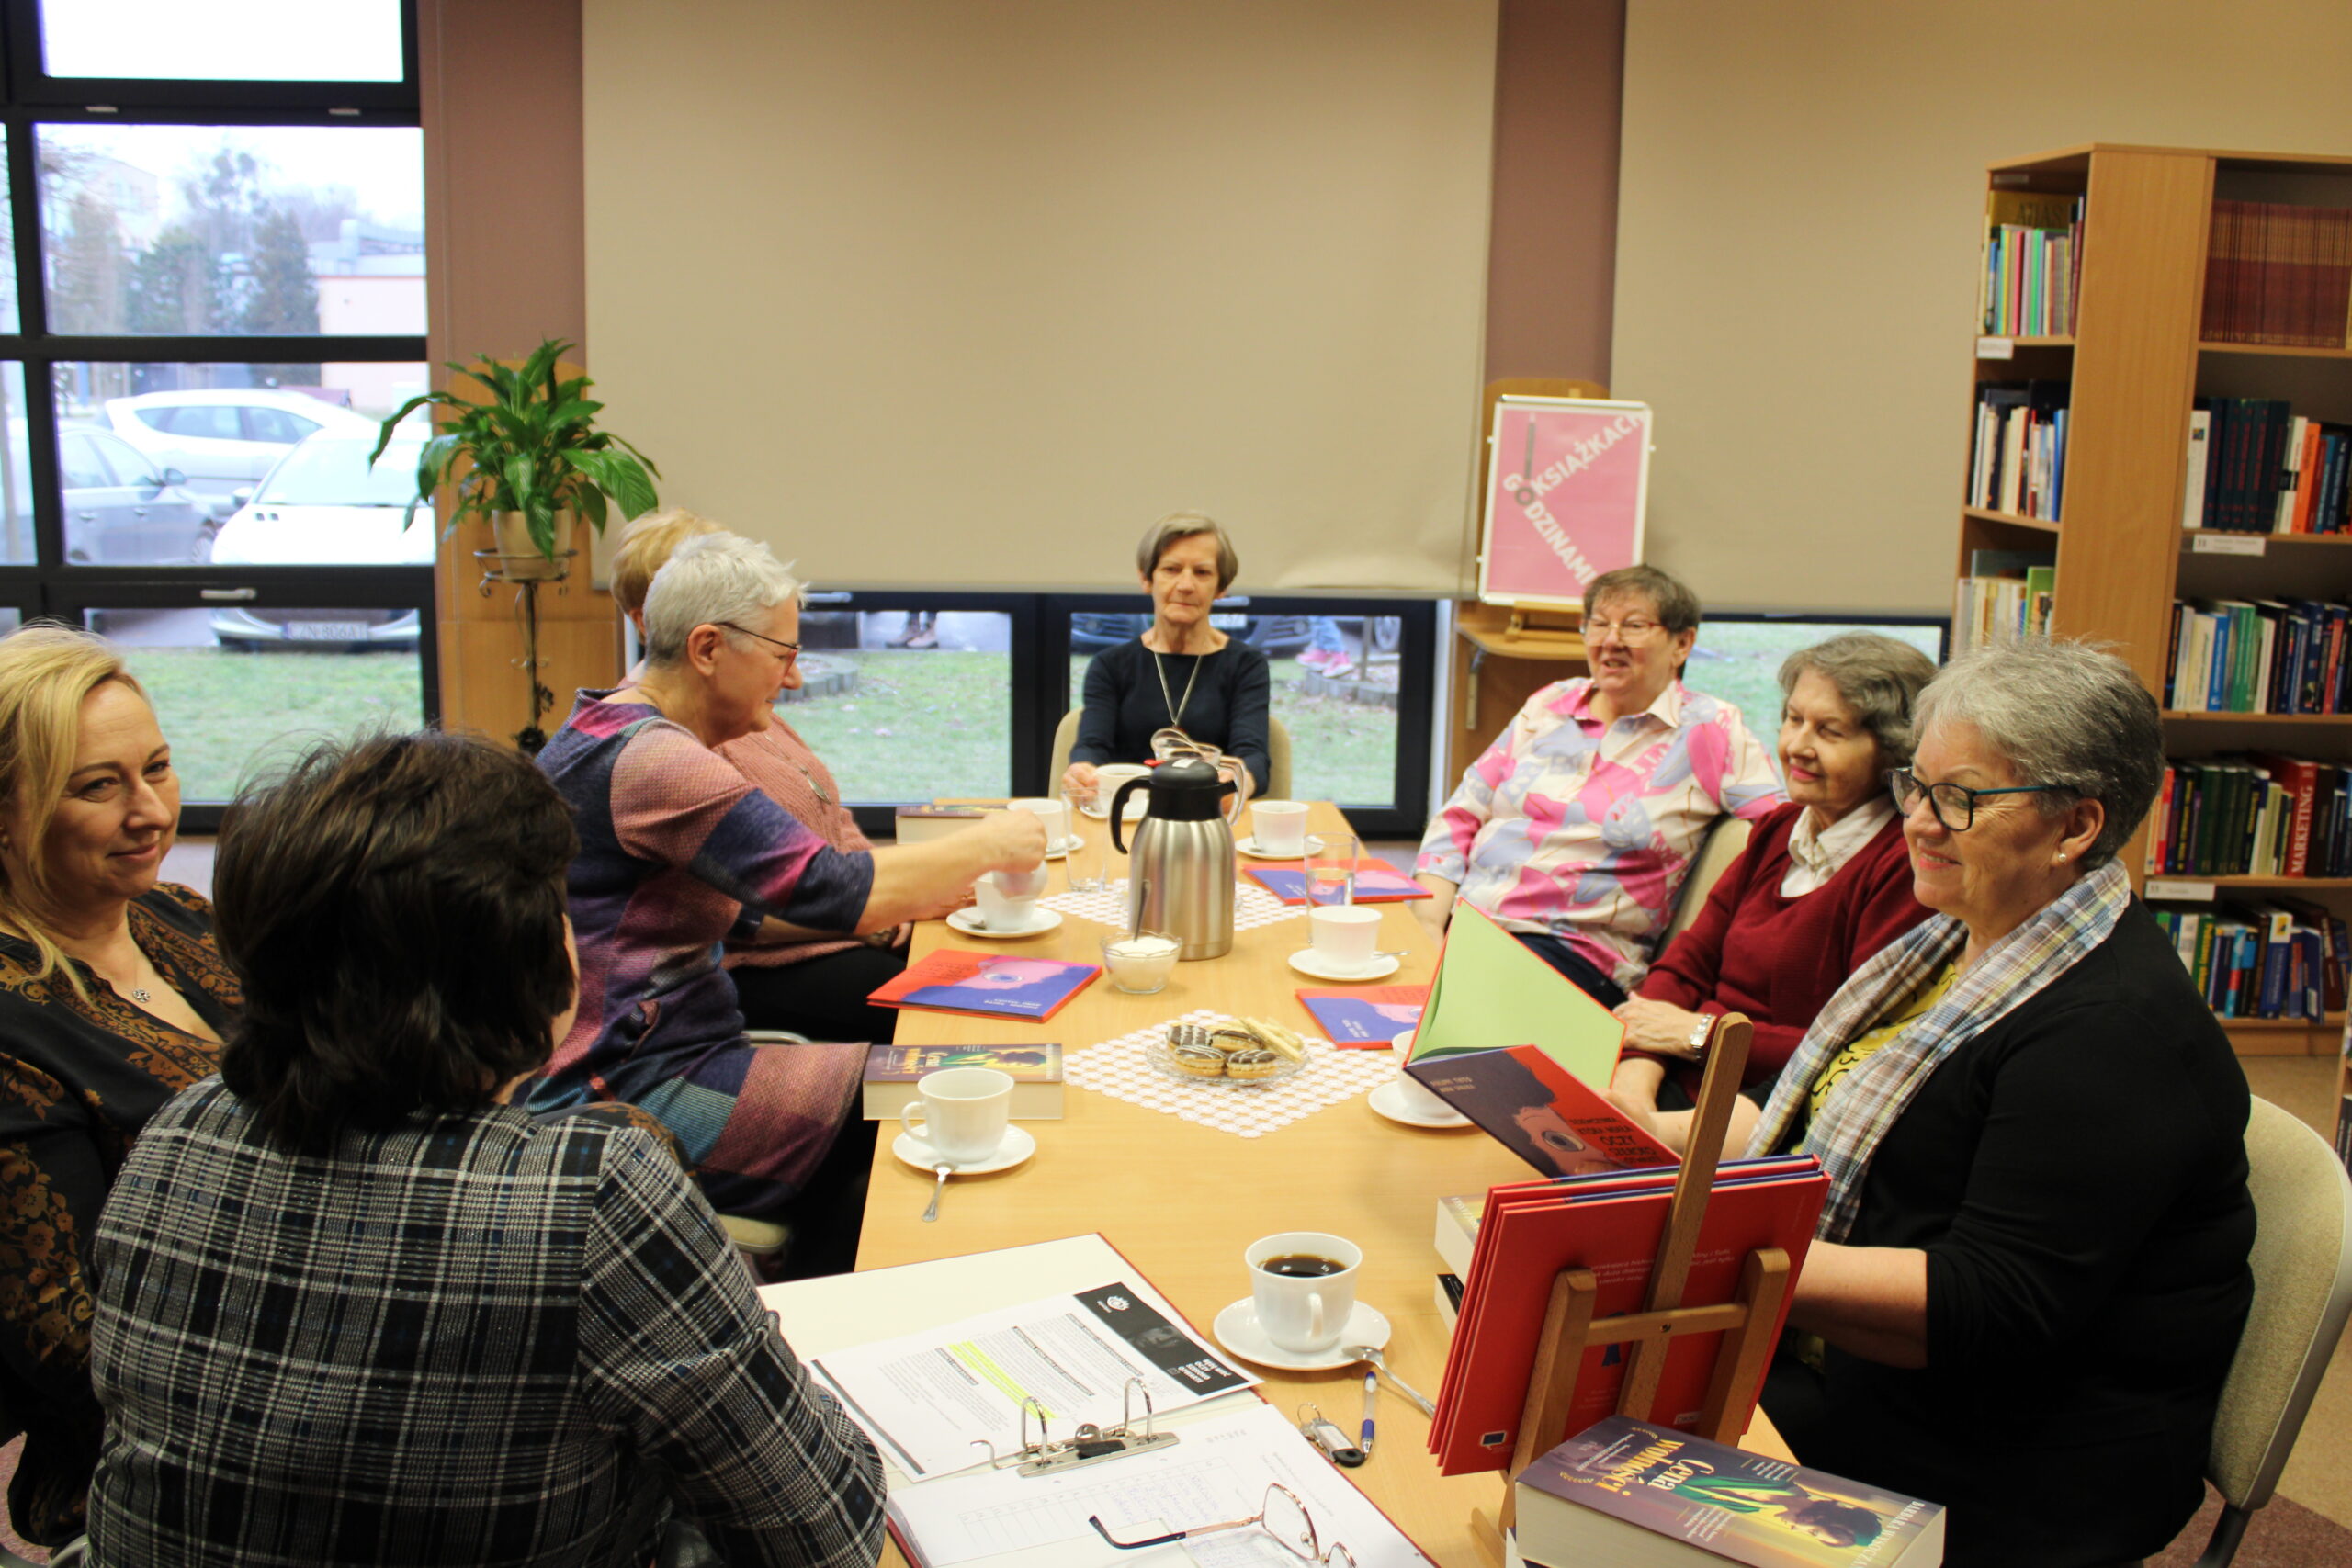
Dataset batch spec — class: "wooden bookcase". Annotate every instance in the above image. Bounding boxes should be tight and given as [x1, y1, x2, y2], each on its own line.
[1964, 144, 2352, 1058]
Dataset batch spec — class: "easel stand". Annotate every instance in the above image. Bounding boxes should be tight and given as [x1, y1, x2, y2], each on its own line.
[1468, 1013, 1793, 1564]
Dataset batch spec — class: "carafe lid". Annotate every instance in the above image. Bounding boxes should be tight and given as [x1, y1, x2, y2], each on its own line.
[1142, 757, 1235, 821]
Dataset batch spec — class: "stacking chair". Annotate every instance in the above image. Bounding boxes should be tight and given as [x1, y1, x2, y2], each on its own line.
[1046, 709, 1293, 800]
[2192, 1097, 2352, 1568]
[1656, 815, 1752, 950]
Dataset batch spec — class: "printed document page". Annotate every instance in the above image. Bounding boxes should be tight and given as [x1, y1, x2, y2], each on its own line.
[811, 1280, 1256, 1479]
[886, 1400, 1434, 1568]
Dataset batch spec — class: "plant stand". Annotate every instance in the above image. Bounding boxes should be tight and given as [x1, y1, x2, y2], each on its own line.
[475, 549, 578, 754]
[1465, 1012, 1794, 1565]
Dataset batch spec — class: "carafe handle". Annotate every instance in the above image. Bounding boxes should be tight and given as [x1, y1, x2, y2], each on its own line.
[1110, 776, 1148, 853]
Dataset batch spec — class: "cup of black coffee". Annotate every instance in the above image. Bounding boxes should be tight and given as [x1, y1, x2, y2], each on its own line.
[1245, 1231, 1361, 1355]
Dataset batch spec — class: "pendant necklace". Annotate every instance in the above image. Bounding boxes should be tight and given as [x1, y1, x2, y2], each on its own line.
[1150, 636, 1204, 728]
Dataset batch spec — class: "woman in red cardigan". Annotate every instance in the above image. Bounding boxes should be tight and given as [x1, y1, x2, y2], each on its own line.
[1610, 632, 1939, 1111]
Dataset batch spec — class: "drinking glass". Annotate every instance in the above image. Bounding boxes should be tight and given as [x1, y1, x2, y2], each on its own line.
[1066, 835, 1110, 894]
[1303, 833, 1360, 907]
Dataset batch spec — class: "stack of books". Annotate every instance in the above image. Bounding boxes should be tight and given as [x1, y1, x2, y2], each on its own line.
[1951, 547, 2054, 654]
[1980, 188, 2084, 337]
[2146, 752, 2352, 878]
[2164, 598, 2352, 714]
[2202, 199, 2352, 350]
[2146, 898, 2347, 1021]
[2183, 398, 2352, 534]
[1967, 380, 2068, 520]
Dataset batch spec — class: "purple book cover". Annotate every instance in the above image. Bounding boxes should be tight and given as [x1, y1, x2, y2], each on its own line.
[1295, 985, 1430, 1046]
[1520, 1416, 1943, 1567]
[1245, 863, 1433, 904]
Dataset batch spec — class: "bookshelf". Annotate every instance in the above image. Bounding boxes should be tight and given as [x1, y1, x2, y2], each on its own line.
[1965, 144, 2352, 1057]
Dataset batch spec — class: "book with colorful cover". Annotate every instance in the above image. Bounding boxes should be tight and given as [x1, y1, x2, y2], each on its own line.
[1516, 1416, 1946, 1567]
[1408, 904, 1624, 1088]
[1408, 1043, 1678, 1178]
[1244, 860, 1434, 904]
[865, 951, 1100, 1021]
[1295, 985, 1428, 1046]
[860, 1043, 1065, 1120]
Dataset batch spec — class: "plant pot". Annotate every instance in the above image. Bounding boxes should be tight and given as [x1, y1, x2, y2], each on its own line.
[490, 511, 571, 581]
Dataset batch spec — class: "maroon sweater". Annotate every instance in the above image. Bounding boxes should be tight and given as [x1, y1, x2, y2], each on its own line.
[1634, 801, 1929, 1090]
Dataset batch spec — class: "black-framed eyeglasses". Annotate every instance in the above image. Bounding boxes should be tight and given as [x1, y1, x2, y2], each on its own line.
[718, 622, 802, 668]
[1888, 767, 2064, 831]
[1089, 1483, 1357, 1565]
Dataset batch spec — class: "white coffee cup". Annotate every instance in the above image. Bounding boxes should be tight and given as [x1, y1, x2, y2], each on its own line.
[973, 870, 1045, 931]
[1252, 799, 1310, 856]
[1010, 795, 1070, 848]
[1308, 905, 1383, 973]
[899, 1066, 1012, 1166]
[1094, 763, 1149, 817]
[1246, 1231, 1362, 1356]
[1388, 1069, 1454, 1120]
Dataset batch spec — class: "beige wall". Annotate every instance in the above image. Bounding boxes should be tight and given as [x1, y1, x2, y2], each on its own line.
[1613, 0, 2352, 614]
[582, 0, 1499, 595]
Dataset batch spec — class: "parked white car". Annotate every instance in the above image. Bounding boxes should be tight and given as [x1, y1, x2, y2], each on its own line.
[100, 389, 379, 502]
[208, 432, 435, 649]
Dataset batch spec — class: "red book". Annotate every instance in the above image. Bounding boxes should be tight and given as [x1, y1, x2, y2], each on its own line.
[865, 950, 1100, 1022]
[1407, 1043, 1679, 1178]
[2250, 751, 2322, 876]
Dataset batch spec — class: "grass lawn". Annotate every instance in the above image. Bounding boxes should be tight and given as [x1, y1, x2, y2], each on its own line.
[1064, 656, 1402, 807]
[780, 651, 1012, 799]
[132, 648, 426, 802]
[1683, 622, 1945, 749]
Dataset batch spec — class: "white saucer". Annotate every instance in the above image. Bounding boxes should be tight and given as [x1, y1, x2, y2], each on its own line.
[891, 1124, 1037, 1176]
[1235, 836, 1303, 861]
[1368, 1077, 1470, 1129]
[1040, 835, 1086, 859]
[945, 907, 1063, 940]
[1212, 1299, 1392, 1371]
[1286, 949, 1401, 983]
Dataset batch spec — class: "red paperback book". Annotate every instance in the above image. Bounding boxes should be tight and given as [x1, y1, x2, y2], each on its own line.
[865, 950, 1100, 1022]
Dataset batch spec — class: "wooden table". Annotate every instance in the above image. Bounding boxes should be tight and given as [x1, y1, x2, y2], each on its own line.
[862, 802, 1781, 1566]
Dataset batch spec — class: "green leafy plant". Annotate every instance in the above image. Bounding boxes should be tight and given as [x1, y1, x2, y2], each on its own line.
[370, 336, 661, 560]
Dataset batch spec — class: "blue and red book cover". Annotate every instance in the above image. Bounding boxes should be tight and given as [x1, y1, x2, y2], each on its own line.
[866, 951, 1100, 1021]
[1517, 1415, 1945, 1567]
[1244, 860, 1434, 904]
[1406, 1043, 1679, 1177]
[1295, 985, 1429, 1046]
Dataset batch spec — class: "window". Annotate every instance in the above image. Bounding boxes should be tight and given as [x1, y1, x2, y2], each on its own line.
[1689, 615, 1948, 744]
[0, 5, 432, 826]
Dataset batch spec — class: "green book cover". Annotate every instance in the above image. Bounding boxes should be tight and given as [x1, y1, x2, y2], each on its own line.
[1407, 904, 1623, 1089]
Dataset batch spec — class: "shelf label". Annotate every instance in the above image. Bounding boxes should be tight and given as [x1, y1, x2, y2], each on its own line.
[1975, 336, 2016, 360]
[2145, 878, 2218, 902]
[2191, 534, 2267, 557]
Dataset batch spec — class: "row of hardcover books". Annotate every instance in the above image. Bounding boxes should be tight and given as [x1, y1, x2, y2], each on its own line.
[2148, 899, 2347, 1021]
[2147, 753, 2352, 878]
[2184, 398, 2352, 534]
[1952, 570, 2053, 654]
[2163, 598, 2352, 716]
[2202, 198, 2352, 350]
[1968, 379, 2067, 519]
[1979, 189, 2082, 337]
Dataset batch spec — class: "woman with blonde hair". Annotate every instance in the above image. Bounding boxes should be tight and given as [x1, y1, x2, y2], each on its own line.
[0, 624, 233, 1551]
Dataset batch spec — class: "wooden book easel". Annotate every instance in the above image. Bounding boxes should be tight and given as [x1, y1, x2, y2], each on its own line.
[1467, 1011, 1793, 1565]
[1500, 602, 1583, 648]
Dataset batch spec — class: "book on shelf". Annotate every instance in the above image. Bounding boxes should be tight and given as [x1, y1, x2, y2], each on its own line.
[1967, 380, 2067, 521]
[865, 950, 1100, 1021]
[2202, 198, 2352, 350]
[1980, 188, 2083, 338]
[860, 1043, 1065, 1120]
[2143, 753, 2352, 879]
[2162, 599, 2352, 714]
[1514, 1415, 1946, 1568]
[2185, 398, 2346, 534]
[2149, 899, 2346, 1021]
[1951, 548, 2054, 655]
[1431, 1158, 1827, 1476]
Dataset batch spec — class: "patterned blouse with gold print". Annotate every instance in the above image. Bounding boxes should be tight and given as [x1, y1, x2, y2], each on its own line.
[0, 883, 236, 1548]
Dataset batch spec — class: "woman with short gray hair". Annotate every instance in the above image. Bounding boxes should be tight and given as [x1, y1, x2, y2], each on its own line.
[1611, 631, 1937, 1111]
[537, 530, 1046, 1272]
[1632, 638, 2254, 1563]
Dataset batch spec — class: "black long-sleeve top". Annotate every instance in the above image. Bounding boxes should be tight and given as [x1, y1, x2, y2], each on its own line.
[1070, 637, 1271, 795]
[1764, 905, 2255, 1567]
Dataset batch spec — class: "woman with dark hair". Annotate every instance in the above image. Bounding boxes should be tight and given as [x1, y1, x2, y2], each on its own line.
[0, 625, 231, 1552]
[85, 732, 885, 1568]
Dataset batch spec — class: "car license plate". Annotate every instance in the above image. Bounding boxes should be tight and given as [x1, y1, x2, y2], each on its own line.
[287, 621, 367, 641]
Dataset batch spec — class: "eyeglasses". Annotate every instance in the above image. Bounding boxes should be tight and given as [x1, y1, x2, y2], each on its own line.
[1887, 767, 2065, 831]
[718, 622, 801, 669]
[1583, 615, 1667, 642]
[1090, 1483, 1357, 1566]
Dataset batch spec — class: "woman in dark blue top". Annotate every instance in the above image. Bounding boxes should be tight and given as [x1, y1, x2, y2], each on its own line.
[1063, 512, 1272, 797]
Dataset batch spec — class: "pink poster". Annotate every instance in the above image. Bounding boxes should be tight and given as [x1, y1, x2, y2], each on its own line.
[1477, 398, 1652, 607]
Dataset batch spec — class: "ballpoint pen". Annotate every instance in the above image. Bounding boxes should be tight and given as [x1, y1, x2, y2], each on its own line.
[1359, 1361, 1378, 1461]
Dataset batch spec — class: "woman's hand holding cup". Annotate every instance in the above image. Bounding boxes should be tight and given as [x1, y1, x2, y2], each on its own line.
[986, 807, 1051, 877]
[1061, 760, 1100, 795]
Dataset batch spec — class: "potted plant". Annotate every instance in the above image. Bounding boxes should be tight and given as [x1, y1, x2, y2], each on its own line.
[371, 336, 661, 581]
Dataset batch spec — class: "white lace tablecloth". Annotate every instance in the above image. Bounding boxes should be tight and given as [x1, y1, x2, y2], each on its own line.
[1064, 1010, 1399, 1137]
[1042, 879, 1301, 931]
